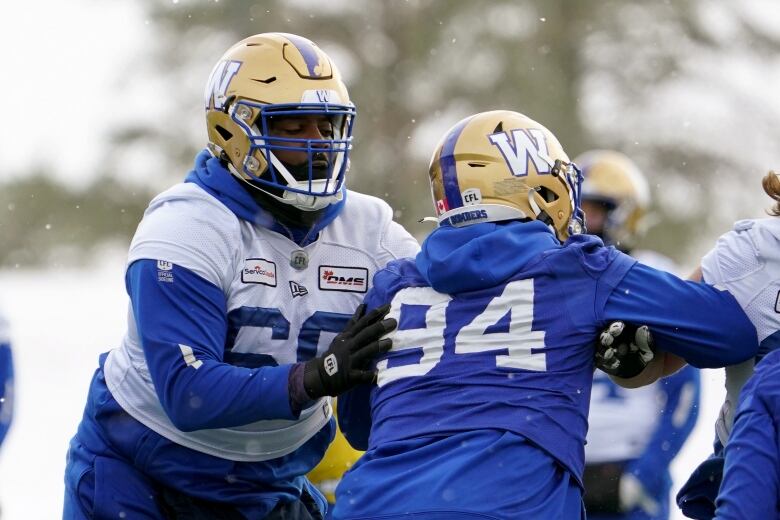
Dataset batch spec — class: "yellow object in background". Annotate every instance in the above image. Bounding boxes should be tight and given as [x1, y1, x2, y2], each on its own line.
[308, 417, 364, 504]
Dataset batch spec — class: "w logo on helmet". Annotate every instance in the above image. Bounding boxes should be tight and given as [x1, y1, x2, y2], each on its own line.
[488, 129, 554, 177]
[204, 60, 242, 110]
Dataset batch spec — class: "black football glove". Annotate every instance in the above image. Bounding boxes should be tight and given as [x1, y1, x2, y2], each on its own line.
[303, 303, 395, 399]
[595, 321, 655, 378]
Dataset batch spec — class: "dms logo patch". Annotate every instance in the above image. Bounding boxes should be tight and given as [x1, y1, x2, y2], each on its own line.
[242, 258, 277, 287]
[319, 266, 369, 293]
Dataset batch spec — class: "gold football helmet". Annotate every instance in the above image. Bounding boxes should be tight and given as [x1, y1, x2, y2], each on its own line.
[428, 110, 584, 241]
[575, 150, 649, 249]
[204, 33, 355, 211]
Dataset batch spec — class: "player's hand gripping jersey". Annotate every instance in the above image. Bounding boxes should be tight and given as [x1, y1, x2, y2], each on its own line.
[333, 111, 756, 520]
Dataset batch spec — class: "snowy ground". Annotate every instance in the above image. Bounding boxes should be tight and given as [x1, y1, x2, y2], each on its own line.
[0, 257, 725, 519]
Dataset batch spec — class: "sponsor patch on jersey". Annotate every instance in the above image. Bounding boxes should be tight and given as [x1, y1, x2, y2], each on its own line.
[319, 265, 368, 293]
[775, 289, 780, 314]
[157, 260, 174, 283]
[242, 258, 277, 286]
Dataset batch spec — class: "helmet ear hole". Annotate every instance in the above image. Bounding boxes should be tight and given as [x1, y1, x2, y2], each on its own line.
[216, 125, 233, 141]
[537, 186, 558, 203]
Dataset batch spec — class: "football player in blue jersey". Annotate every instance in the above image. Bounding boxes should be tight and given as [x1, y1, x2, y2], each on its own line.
[333, 110, 757, 520]
[62, 33, 419, 519]
[577, 150, 701, 520]
[0, 310, 13, 451]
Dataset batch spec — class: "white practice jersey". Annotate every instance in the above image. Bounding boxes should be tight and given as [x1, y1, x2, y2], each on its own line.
[586, 250, 679, 463]
[701, 218, 780, 443]
[104, 183, 420, 461]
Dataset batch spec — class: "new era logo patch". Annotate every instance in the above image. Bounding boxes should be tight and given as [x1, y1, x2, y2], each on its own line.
[289, 281, 308, 298]
[319, 265, 369, 293]
[242, 258, 277, 286]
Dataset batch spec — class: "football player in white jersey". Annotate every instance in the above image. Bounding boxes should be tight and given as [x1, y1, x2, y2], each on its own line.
[599, 171, 780, 519]
[577, 151, 701, 520]
[63, 33, 419, 519]
[675, 171, 780, 519]
[714, 174, 780, 519]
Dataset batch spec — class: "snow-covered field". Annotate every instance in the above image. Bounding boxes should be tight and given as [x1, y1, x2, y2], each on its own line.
[0, 257, 725, 519]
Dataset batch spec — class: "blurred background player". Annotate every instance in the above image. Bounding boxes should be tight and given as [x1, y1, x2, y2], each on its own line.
[0, 308, 13, 519]
[332, 111, 755, 520]
[577, 150, 701, 520]
[307, 409, 363, 519]
[0, 309, 12, 450]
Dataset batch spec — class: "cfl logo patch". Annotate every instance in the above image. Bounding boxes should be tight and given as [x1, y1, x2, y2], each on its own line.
[488, 128, 553, 177]
[324, 354, 339, 376]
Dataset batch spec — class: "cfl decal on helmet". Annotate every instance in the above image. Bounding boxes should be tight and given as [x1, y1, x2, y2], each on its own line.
[204, 60, 241, 110]
[488, 128, 554, 177]
[461, 188, 482, 206]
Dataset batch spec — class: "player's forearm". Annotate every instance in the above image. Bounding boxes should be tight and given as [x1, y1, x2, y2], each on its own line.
[152, 357, 296, 431]
[605, 264, 758, 368]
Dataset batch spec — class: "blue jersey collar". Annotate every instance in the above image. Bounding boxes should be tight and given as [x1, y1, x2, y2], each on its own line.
[416, 220, 561, 293]
[185, 149, 345, 246]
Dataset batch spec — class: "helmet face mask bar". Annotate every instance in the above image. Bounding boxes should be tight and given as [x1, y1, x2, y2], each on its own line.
[231, 100, 356, 210]
[552, 159, 586, 237]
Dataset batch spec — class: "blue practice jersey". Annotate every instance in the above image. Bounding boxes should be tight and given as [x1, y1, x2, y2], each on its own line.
[715, 348, 780, 519]
[336, 221, 756, 519]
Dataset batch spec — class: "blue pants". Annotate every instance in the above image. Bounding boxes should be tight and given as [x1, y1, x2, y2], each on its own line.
[64, 442, 165, 519]
[64, 365, 329, 519]
[333, 430, 585, 519]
